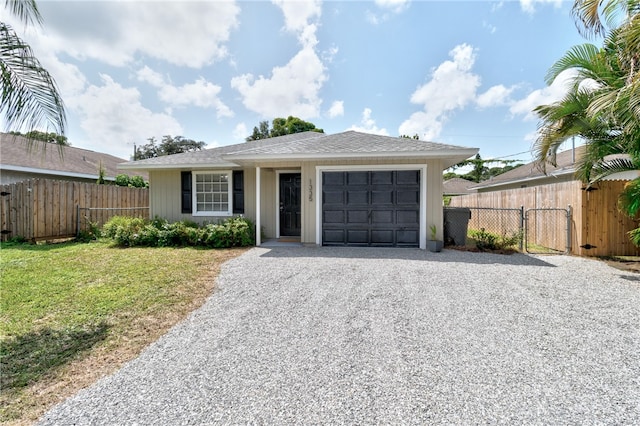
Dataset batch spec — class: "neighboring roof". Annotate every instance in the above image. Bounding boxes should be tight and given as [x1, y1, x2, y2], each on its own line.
[119, 131, 478, 170]
[443, 178, 477, 195]
[0, 133, 147, 181]
[472, 146, 586, 190]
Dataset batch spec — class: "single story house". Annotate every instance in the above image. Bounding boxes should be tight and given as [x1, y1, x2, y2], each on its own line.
[119, 131, 477, 249]
[472, 147, 585, 192]
[0, 132, 147, 185]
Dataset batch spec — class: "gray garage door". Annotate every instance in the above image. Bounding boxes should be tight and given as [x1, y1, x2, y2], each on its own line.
[322, 170, 421, 247]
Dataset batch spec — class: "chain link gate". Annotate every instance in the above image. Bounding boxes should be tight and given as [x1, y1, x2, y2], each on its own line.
[524, 207, 572, 254]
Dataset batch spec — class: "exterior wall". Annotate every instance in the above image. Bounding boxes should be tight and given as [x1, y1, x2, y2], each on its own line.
[149, 158, 446, 247]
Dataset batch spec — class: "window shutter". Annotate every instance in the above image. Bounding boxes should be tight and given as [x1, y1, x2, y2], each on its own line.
[232, 170, 244, 214]
[181, 171, 192, 214]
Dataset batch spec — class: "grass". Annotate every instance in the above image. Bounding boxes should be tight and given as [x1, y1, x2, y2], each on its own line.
[0, 239, 245, 425]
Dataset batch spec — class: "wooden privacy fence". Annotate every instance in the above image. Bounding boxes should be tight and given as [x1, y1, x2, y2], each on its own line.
[0, 179, 149, 242]
[449, 180, 640, 257]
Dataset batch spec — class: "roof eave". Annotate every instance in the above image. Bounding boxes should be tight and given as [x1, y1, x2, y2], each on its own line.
[0, 164, 116, 181]
[224, 148, 478, 165]
[118, 161, 240, 171]
[472, 168, 576, 190]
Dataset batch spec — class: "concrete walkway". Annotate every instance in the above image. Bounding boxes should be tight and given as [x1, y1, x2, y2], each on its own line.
[39, 247, 640, 425]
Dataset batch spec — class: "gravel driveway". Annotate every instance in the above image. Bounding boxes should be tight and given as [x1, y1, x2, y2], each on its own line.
[39, 247, 640, 425]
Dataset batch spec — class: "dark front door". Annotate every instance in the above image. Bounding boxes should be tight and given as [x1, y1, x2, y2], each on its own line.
[280, 173, 301, 236]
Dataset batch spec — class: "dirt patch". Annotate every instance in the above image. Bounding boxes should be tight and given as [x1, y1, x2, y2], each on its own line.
[601, 257, 640, 273]
[446, 245, 519, 255]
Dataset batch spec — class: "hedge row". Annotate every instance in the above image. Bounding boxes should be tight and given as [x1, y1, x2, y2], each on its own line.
[101, 216, 255, 248]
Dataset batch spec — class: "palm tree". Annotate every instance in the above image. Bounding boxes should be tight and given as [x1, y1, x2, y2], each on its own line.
[571, 0, 640, 138]
[1, 0, 66, 136]
[532, 33, 636, 183]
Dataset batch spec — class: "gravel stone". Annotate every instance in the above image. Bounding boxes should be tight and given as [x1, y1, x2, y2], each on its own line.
[38, 247, 640, 425]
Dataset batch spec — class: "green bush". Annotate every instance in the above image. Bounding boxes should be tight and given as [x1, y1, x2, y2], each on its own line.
[114, 174, 131, 187]
[469, 228, 522, 251]
[102, 216, 255, 248]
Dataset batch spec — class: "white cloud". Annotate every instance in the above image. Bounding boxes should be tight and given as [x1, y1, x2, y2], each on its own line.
[375, 0, 410, 14]
[231, 3, 327, 119]
[327, 101, 344, 118]
[483, 21, 497, 34]
[520, 0, 563, 14]
[68, 75, 183, 159]
[136, 66, 233, 118]
[510, 69, 576, 120]
[272, 0, 322, 34]
[233, 123, 249, 141]
[37, 1, 240, 67]
[366, 0, 409, 24]
[477, 84, 515, 108]
[347, 108, 389, 135]
[399, 44, 480, 140]
[231, 46, 326, 119]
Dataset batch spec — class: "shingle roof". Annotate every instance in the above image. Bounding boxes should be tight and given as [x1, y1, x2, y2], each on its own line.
[473, 146, 585, 190]
[119, 131, 478, 170]
[0, 133, 147, 181]
[443, 178, 477, 195]
[119, 131, 324, 168]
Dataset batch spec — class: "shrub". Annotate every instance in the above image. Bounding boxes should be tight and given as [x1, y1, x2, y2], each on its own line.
[469, 228, 522, 252]
[114, 174, 131, 187]
[130, 175, 148, 188]
[102, 216, 255, 248]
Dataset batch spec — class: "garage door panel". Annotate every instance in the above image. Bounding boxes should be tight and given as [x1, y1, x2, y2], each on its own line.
[347, 229, 369, 244]
[323, 210, 344, 224]
[371, 210, 393, 224]
[397, 210, 419, 225]
[346, 191, 369, 205]
[323, 229, 345, 244]
[347, 172, 369, 185]
[372, 190, 393, 204]
[397, 189, 420, 204]
[372, 171, 393, 185]
[322, 170, 421, 248]
[324, 172, 345, 186]
[397, 170, 420, 185]
[323, 190, 344, 204]
[397, 230, 419, 245]
[347, 210, 369, 223]
[371, 229, 394, 245]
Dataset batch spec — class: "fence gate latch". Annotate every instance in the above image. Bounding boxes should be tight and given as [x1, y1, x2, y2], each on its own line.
[0, 191, 10, 196]
[580, 243, 597, 249]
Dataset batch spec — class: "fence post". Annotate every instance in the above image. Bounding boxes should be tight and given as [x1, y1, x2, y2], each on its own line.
[76, 205, 80, 237]
[519, 205, 525, 252]
[566, 205, 572, 254]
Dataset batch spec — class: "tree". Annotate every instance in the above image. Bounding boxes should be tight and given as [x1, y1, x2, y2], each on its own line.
[9, 130, 69, 145]
[134, 135, 206, 160]
[245, 116, 323, 141]
[1, 0, 66, 136]
[534, 0, 640, 246]
[446, 154, 523, 183]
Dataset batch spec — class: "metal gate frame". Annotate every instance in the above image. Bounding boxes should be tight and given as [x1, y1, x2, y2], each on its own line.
[524, 207, 572, 254]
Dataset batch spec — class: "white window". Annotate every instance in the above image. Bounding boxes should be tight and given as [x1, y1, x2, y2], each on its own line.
[193, 171, 232, 216]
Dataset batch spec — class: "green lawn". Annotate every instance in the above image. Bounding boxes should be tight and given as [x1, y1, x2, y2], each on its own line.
[0, 240, 244, 424]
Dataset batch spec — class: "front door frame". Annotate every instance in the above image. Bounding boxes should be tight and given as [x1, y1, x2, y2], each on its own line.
[315, 164, 428, 249]
[276, 170, 302, 238]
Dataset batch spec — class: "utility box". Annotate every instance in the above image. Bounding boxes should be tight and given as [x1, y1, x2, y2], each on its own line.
[444, 207, 471, 246]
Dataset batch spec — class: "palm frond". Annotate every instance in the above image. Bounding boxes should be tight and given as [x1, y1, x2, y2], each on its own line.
[572, 0, 607, 37]
[3, 0, 42, 26]
[0, 23, 66, 135]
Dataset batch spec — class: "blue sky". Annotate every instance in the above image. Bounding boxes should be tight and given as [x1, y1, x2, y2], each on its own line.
[10, 0, 590, 164]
